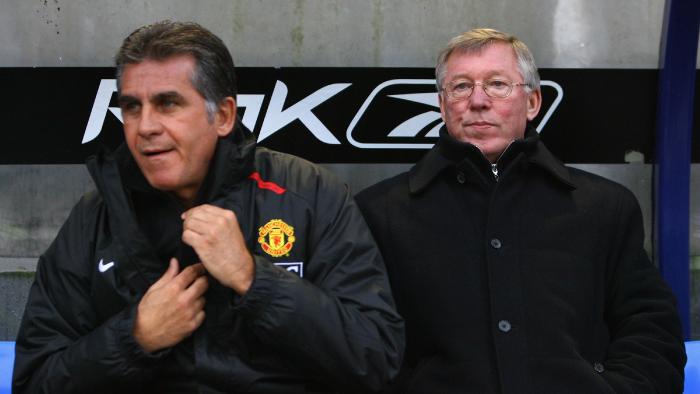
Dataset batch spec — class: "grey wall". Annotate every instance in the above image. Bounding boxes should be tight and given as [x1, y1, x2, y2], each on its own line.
[1, 0, 699, 340]
[0, 0, 677, 68]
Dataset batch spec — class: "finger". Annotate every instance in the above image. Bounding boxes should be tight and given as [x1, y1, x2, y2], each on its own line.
[184, 275, 209, 299]
[185, 262, 207, 277]
[193, 310, 206, 330]
[181, 204, 215, 221]
[183, 205, 237, 226]
[182, 211, 227, 239]
[192, 296, 206, 312]
[151, 258, 179, 290]
[183, 204, 225, 218]
[173, 263, 206, 288]
[181, 228, 204, 249]
[182, 215, 217, 236]
[185, 215, 242, 241]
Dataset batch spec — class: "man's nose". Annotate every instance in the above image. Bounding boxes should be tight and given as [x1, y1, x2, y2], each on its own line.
[468, 84, 492, 109]
[136, 106, 162, 136]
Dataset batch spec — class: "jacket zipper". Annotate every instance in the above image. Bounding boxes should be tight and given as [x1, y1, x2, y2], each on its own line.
[489, 140, 516, 183]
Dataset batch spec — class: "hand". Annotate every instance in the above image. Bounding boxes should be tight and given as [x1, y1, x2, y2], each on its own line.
[133, 259, 208, 353]
[181, 204, 254, 295]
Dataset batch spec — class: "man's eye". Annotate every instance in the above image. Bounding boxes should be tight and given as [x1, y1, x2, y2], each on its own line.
[160, 99, 180, 110]
[488, 80, 509, 88]
[452, 81, 472, 92]
[121, 102, 140, 113]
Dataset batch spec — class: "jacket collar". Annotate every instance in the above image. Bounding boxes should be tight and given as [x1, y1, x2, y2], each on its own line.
[107, 122, 257, 204]
[408, 125, 575, 194]
[85, 123, 257, 293]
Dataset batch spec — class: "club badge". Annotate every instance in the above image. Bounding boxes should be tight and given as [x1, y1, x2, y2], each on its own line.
[258, 219, 296, 257]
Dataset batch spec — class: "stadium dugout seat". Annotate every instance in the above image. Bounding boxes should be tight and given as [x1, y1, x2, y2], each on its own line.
[0, 340, 699, 392]
[0, 341, 13, 394]
[685, 340, 700, 393]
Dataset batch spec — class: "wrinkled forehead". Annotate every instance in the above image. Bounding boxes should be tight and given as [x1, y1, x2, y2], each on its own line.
[120, 55, 198, 95]
[448, 41, 517, 64]
[444, 42, 522, 78]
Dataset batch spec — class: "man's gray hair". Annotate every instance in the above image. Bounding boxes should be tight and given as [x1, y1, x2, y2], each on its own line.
[115, 20, 237, 122]
[435, 28, 540, 94]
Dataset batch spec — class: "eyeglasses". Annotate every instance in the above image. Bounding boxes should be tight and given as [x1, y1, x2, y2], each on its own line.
[441, 78, 529, 100]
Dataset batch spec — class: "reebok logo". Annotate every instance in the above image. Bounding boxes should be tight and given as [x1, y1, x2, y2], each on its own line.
[82, 77, 564, 149]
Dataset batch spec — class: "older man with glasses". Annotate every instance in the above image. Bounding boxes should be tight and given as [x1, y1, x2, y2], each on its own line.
[356, 28, 686, 393]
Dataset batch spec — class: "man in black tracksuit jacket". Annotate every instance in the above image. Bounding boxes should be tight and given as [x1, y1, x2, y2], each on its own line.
[356, 29, 685, 393]
[13, 21, 403, 393]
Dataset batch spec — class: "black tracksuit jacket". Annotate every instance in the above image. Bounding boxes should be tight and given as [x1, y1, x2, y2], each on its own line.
[13, 129, 404, 393]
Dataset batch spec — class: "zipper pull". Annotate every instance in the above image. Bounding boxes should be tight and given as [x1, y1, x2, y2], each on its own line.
[491, 163, 499, 182]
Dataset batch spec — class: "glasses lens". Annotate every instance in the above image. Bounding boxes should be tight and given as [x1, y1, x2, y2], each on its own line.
[448, 80, 473, 99]
[484, 80, 512, 98]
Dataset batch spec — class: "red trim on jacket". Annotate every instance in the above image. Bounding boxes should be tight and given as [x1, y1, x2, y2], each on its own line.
[248, 172, 286, 195]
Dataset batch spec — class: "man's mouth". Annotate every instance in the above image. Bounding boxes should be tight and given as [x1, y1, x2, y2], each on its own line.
[466, 121, 495, 127]
[141, 148, 173, 157]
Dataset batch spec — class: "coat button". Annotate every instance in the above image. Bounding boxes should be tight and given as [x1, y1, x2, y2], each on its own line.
[490, 238, 502, 249]
[497, 320, 511, 332]
[593, 362, 605, 373]
[456, 172, 466, 184]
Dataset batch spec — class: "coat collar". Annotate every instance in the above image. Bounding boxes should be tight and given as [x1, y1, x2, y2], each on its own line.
[408, 126, 576, 194]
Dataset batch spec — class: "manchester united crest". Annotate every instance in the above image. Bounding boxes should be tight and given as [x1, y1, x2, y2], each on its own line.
[258, 219, 296, 257]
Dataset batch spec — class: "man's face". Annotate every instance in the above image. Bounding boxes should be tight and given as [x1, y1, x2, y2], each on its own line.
[439, 42, 541, 162]
[119, 55, 234, 205]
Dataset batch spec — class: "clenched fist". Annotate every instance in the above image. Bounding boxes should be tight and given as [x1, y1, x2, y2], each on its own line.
[181, 204, 254, 295]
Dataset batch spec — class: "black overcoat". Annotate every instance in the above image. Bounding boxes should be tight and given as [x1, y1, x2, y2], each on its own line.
[356, 128, 685, 394]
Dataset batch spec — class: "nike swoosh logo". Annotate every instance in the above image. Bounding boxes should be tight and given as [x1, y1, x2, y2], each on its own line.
[98, 258, 115, 273]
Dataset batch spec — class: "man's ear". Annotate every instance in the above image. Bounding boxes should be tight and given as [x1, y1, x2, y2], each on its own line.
[438, 92, 447, 122]
[526, 88, 542, 121]
[215, 97, 236, 137]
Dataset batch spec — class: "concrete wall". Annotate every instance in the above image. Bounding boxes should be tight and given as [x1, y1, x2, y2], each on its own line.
[0, 0, 676, 68]
[1, 0, 699, 340]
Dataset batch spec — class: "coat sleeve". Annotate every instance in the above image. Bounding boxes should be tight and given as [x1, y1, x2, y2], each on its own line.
[233, 174, 405, 392]
[602, 188, 686, 393]
[12, 196, 160, 394]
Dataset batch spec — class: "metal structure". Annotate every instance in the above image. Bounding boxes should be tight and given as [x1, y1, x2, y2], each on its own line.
[655, 0, 700, 338]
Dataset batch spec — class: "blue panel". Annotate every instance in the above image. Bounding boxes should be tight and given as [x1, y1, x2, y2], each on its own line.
[686, 341, 700, 393]
[0, 342, 13, 394]
[655, 0, 700, 339]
